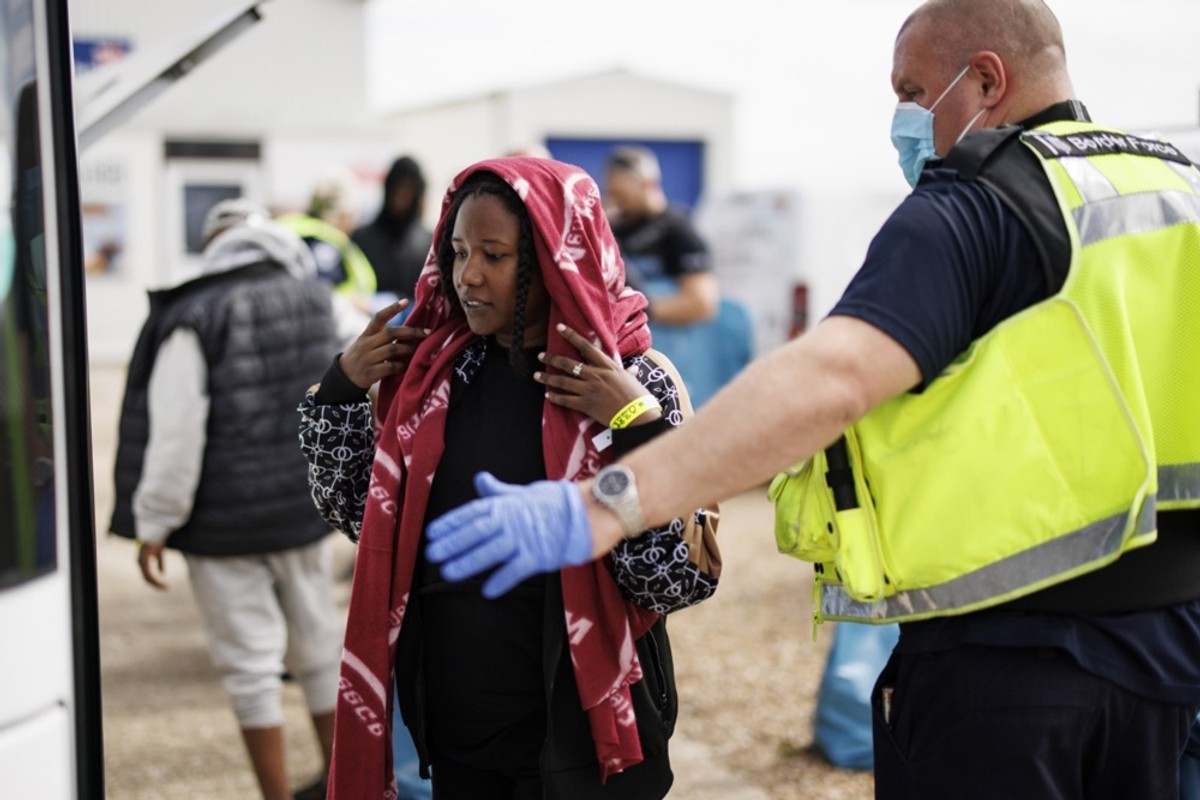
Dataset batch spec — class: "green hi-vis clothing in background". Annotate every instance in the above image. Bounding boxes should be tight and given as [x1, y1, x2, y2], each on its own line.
[278, 212, 377, 298]
[773, 120, 1200, 625]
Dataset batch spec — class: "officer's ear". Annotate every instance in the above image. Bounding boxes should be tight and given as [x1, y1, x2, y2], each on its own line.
[970, 51, 1006, 108]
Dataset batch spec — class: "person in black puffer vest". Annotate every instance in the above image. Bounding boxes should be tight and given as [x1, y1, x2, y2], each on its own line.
[110, 199, 342, 800]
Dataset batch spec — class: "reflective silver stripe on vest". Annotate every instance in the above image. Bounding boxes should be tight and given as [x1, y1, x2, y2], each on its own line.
[1159, 463, 1200, 503]
[1073, 190, 1200, 247]
[1167, 161, 1200, 195]
[1060, 156, 1119, 204]
[820, 501, 1151, 622]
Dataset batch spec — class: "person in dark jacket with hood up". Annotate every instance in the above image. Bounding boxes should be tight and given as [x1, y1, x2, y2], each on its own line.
[351, 155, 434, 302]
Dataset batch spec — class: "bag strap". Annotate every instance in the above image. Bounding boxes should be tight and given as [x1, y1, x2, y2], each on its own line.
[644, 347, 695, 418]
[641, 347, 722, 579]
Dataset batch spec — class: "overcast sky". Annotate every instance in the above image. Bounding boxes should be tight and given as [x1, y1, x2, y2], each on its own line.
[365, 0, 1200, 193]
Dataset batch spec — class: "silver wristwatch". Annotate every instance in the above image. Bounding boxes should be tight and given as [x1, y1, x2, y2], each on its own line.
[591, 464, 647, 538]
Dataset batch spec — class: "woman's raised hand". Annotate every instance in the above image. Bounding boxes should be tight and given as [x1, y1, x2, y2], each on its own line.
[534, 323, 661, 427]
[338, 299, 430, 389]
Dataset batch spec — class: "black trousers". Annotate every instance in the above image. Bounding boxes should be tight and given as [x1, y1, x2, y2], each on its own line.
[430, 755, 541, 800]
[872, 644, 1197, 800]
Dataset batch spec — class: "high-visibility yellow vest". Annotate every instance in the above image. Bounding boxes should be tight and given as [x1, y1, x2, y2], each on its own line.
[772, 120, 1200, 626]
[278, 213, 377, 297]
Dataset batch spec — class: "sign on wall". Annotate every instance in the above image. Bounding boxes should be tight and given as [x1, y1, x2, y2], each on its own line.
[72, 37, 129, 75]
[79, 157, 127, 276]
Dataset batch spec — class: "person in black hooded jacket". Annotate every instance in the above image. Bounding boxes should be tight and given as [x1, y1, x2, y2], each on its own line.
[351, 155, 434, 301]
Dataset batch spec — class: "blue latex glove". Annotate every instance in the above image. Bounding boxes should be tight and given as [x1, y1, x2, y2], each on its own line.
[425, 472, 594, 597]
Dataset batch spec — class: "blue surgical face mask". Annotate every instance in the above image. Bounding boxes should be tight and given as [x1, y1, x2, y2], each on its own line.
[890, 64, 984, 187]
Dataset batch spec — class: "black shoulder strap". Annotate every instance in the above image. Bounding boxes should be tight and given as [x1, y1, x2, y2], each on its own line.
[944, 125, 1068, 295]
[941, 125, 1025, 180]
[643, 347, 694, 417]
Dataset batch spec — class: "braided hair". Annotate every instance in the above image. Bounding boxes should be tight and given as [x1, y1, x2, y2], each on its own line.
[435, 171, 538, 375]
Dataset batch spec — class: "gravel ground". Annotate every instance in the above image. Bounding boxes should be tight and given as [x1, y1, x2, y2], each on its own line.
[665, 496, 875, 800]
[90, 364, 874, 799]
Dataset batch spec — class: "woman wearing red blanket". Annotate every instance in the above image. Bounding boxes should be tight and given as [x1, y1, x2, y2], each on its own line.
[299, 157, 719, 799]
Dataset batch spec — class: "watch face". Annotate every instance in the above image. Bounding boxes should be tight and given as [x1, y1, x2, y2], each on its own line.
[597, 468, 630, 497]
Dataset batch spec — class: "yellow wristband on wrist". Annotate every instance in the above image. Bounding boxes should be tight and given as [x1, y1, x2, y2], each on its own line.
[609, 395, 662, 430]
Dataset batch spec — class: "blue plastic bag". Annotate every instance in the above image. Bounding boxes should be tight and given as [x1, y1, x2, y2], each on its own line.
[392, 692, 431, 799]
[638, 275, 753, 408]
[813, 622, 900, 770]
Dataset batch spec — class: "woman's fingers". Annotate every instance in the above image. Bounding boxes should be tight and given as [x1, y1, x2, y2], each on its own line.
[374, 328, 429, 364]
[386, 323, 430, 341]
[536, 351, 586, 379]
[532, 367, 581, 392]
[343, 324, 429, 387]
[555, 323, 614, 367]
[363, 298, 408, 335]
[364, 339, 418, 366]
[542, 388, 583, 410]
[532, 325, 654, 427]
[373, 360, 409, 381]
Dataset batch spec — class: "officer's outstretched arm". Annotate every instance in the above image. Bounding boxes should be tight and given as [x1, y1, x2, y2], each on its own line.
[426, 315, 921, 589]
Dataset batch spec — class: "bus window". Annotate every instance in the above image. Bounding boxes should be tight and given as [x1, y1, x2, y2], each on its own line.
[0, 1, 55, 588]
